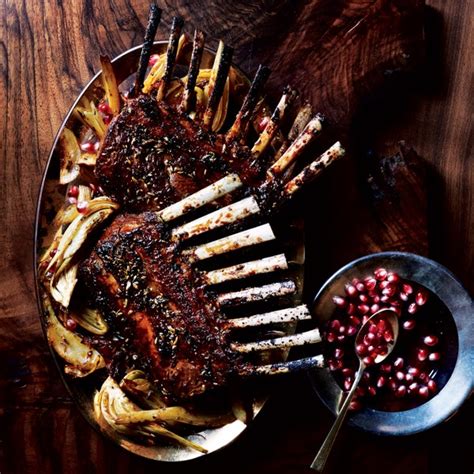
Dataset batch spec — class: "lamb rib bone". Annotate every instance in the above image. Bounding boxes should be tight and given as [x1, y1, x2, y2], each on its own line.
[245, 355, 325, 376]
[226, 304, 311, 328]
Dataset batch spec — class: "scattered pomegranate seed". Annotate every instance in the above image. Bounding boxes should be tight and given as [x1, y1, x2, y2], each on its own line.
[408, 382, 419, 393]
[328, 359, 343, 371]
[382, 286, 397, 298]
[331, 319, 341, 330]
[418, 386, 429, 398]
[415, 291, 428, 306]
[349, 400, 362, 411]
[393, 357, 405, 369]
[403, 319, 416, 330]
[395, 371, 405, 381]
[374, 267, 388, 281]
[429, 352, 441, 361]
[395, 385, 407, 397]
[346, 325, 357, 336]
[408, 302, 418, 314]
[399, 292, 409, 302]
[337, 335, 345, 342]
[339, 325, 346, 334]
[49, 248, 58, 257]
[94, 141, 100, 152]
[80, 141, 96, 153]
[65, 318, 77, 331]
[387, 272, 400, 283]
[377, 376, 386, 388]
[349, 315, 361, 326]
[388, 378, 399, 391]
[418, 371, 429, 382]
[344, 377, 353, 391]
[359, 294, 369, 303]
[326, 331, 336, 343]
[68, 197, 77, 205]
[380, 363, 392, 373]
[356, 282, 366, 292]
[342, 367, 354, 378]
[405, 373, 414, 383]
[408, 366, 420, 377]
[423, 335, 439, 347]
[365, 277, 377, 290]
[98, 101, 113, 115]
[257, 116, 270, 132]
[362, 356, 375, 366]
[68, 185, 79, 198]
[370, 303, 380, 314]
[334, 348, 344, 359]
[332, 295, 346, 307]
[76, 201, 89, 213]
[347, 303, 356, 315]
[148, 53, 160, 66]
[427, 379, 437, 393]
[417, 348, 429, 361]
[402, 283, 413, 294]
[367, 386, 377, 396]
[358, 304, 369, 315]
[345, 283, 357, 297]
[356, 344, 367, 355]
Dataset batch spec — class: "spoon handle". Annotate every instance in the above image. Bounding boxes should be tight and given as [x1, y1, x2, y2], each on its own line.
[310, 365, 365, 472]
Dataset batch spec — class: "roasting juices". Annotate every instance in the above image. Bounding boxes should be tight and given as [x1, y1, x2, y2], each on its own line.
[323, 268, 458, 412]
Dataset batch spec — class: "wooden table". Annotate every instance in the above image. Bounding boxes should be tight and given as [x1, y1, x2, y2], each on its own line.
[0, 1, 472, 473]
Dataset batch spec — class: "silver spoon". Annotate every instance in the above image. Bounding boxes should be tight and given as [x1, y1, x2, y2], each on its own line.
[310, 307, 399, 472]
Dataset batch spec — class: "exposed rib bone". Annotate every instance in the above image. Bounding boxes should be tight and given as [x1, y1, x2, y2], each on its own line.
[226, 65, 271, 143]
[231, 328, 321, 353]
[202, 42, 233, 128]
[203, 254, 288, 285]
[180, 30, 205, 112]
[251, 87, 297, 157]
[184, 224, 275, 261]
[156, 16, 184, 102]
[217, 280, 296, 306]
[267, 114, 324, 178]
[172, 196, 260, 240]
[130, 4, 162, 98]
[157, 173, 242, 223]
[246, 355, 325, 376]
[275, 102, 313, 161]
[283, 142, 345, 196]
[227, 304, 311, 329]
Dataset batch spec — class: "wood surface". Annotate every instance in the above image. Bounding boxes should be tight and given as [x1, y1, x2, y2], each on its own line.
[0, 0, 472, 473]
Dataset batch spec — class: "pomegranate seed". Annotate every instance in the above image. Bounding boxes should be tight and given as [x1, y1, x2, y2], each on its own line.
[417, 348, 428, 361]
[98, 101, 113, 115]
[356, 344, 367, 355]
[403, 319, 416, 330]
[346, 325, 357, 336]
[345, 283, 357, 297]
[374, 267, 388, 281]
[380, 363, 392, 373]
[368, 323, 378, 334]
[356, 282, 366, 292]
[366, 345, 375, 353]
[342, 368, 354, 378]
[383, 330, 394, 343]
[380, 295, 391, 303]
[349, 315, 361, 326]
[399, 292, 409, 302]
[376, 345, 388, 356]
[148, 53, 160, 66]
[377, 319, 387, 330]
[367, 385, 377, 396]
[358, 304, 370, 315]
[344, 377, 353, 391]
[362, 372, 371, 382]
[337, 335, 345, 342]
[80, 141, 96, 153]
[415, 290, 428, 306]
[408, 367, 420, 377]
[377, 376, 386, 388]
[418, 386, 429, 398]
[68, 185, 79, 198]
[423, 335, 439, 347]
[362, 315, 370, 325]
[65, 318, 77, 330]
[68, 197, 78, 205]
[408, 382, 419, 393]
[382, 286, 397, 297]
[328, 359, 342, 371]
[394, 357, 405, 369]
[379, 280, 391, 290]
[352, 278, 361, 286]
[332, 295, 347, 307]
[349, 400, 362, 411]
[370, 303, 380, 314]
[427, 379, 437, 393]
[395, 385, 407, 397]
[330, 319, 341, 330]
[365, 332, 376, 343]
[76, 201, 89, 214]
[49, 248, 58, 257]
[395, 371, 405, 381]
[402, 283, 414, 295]
[347, 303, 356, 315]
[388, 378, 399, 391]
[408, 302, 418, 314]
[363, 356, 374, 365]
[334, 348, 344, 359]
[359, 294, 369, 303]
[94, 141, 100, 152]
[365, 277, 377, 290]
[337, 325, 346, 334]
[355, 386, 366, 397]
[418, 371, 429, 382]
[405, 373, 414, 383]
[326, 331, 336, 343]
[371, 295, 381, 304]
[387, 272, 400, 283]
[429, 352, 441, 361]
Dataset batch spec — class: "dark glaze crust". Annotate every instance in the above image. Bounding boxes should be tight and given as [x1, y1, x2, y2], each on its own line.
[96, 95, 262, 212]
[80, 213, 242, 402]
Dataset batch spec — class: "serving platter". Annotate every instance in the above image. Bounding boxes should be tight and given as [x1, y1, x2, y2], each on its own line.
[34, 39, 310, 461]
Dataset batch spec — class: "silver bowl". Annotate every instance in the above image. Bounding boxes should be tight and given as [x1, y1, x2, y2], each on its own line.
[309, 251, 474, 435]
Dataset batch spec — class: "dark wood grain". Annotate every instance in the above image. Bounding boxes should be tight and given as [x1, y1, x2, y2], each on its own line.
[0, 1, 472, 473]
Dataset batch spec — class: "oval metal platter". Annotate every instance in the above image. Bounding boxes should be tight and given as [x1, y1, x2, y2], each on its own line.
[34, 41, 306, 461]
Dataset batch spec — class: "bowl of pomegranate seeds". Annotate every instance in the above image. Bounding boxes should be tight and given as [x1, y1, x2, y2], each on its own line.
[309, 252, 474, 435]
